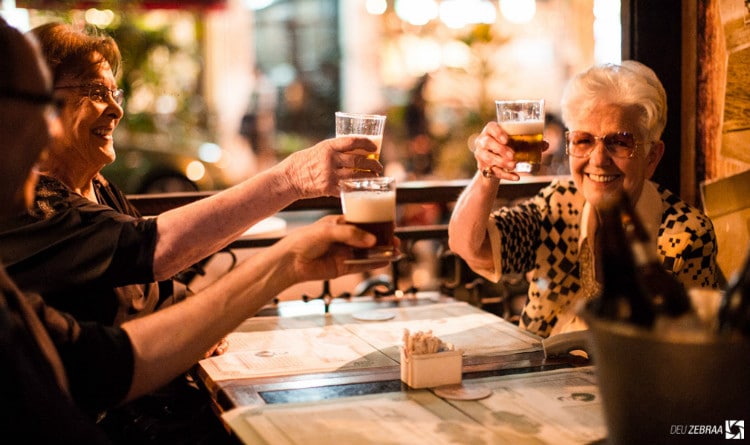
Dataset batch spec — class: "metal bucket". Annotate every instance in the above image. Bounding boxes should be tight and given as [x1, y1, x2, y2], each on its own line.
[585, 316, 750, 445]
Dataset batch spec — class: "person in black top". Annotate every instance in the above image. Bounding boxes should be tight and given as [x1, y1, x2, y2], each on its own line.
[0, 18, 388, 444]
[0, 22, 384, 327]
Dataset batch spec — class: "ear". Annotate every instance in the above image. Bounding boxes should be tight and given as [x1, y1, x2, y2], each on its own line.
[644, 140, 664, 179]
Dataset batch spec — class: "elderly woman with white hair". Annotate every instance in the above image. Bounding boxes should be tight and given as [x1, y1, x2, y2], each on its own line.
[448, 60, 720, 338]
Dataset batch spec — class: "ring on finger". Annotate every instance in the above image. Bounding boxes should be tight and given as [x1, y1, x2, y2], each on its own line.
[481, 166, 493, 178]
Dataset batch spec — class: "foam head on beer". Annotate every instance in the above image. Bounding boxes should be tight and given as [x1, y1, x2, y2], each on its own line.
[340, 176, 396, 258]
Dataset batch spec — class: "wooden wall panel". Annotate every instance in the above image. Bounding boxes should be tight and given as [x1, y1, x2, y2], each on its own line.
[698, 0, 750, 181]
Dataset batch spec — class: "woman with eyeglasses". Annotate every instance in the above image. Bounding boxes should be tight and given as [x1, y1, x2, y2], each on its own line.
[0, 22, 382, 327]
[448, 61, 720, 338]
[0, 22, 383, 443]
[0, 18, 389, 444]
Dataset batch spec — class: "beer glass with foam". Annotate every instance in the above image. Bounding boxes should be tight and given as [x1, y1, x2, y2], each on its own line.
[495, 99, 545, 173]
[340, 176, 397, 263]
[335, 112, 386, 161]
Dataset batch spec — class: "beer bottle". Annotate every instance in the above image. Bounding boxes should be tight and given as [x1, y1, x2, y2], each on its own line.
[619, 194, 692, 317]
[586, 193, 655, 327]
[716, 243, 750, 337]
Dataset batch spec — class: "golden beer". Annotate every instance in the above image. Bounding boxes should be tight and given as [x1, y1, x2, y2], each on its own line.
[507, 132, 544, 172]
[496, 99, 545, 174]
[335, 112, 386, 168]
[349, 134, 383, 161]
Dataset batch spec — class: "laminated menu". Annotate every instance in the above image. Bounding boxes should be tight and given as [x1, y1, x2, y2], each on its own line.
[222, 367, 606, 445]
[199, 301, 542, 382]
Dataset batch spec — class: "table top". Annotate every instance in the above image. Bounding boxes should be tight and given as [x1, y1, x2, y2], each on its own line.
[193, 292, 597, 444]
[222, 366, 606, 445]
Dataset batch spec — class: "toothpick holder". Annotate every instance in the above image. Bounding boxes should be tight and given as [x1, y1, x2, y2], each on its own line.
[400, 348, 463, 389]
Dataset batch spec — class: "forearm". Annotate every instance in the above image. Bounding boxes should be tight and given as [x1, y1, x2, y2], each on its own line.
[152, 166, 297, 279]
[151, 137, 381, 280]
[448, 171, 499, 271]
[122, 242, 292, 400]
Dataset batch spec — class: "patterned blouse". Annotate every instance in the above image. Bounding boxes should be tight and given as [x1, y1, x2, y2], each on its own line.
[476, 178, 720, 338]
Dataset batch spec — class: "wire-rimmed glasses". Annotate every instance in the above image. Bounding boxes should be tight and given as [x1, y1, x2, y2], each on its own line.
[55, 82, 124, 106]
[565, 130, 651, 159]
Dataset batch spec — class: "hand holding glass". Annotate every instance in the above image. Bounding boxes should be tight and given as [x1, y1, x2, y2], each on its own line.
[335, 111, 386, 161]
[495, 99, 545, 173]
[340, 177, 399, 264]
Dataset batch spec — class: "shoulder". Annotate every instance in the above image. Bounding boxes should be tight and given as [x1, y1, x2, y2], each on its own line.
[498, 178, 582, 222]
[94, 174, 142, 217]
[32, 175, 81, 219]
[534, 178, 585, 210]
[538, 178, 579, 197]
[657, 185, 714, 234]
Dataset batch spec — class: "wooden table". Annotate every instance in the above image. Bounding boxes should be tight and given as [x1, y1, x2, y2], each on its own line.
[193, 292, 600, 444]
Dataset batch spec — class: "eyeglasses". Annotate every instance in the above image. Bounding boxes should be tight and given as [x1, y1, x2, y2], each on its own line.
[565, 130, 650, 159]
[0, 88, 65, 115]
[55, 83, 124, 106]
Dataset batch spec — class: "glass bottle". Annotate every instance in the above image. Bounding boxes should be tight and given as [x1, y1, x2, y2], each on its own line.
[618, 193, 709, 336]
[586, 193, 655, 327]
[619, 194, 692, 317]
[716, 244, 750, 337]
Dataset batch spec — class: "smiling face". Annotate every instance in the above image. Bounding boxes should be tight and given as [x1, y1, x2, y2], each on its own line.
[567, 102, 664, 209]
[48, 51, 123, 178]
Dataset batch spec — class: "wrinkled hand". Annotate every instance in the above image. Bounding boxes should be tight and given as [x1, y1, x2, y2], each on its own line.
[472, 122, 549, 181]
[282, 136, 384, 198]
[277, 215, 400, 282]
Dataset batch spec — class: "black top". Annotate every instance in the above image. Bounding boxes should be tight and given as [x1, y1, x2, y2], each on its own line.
[0, 175, 161, 325]
[0, 264, 133, 443]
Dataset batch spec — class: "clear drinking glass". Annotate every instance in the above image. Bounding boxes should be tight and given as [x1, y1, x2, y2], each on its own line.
[335, 111, 386, 161]
[340, 176, 399, 264]
[495, 99, 545, 173]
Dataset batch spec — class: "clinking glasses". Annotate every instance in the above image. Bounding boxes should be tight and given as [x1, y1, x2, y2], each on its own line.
[565, 130, 652, 159]
[55, 82, 124, 106]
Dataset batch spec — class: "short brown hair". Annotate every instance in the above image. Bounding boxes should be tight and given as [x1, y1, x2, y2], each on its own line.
[30, 22, 121, 85]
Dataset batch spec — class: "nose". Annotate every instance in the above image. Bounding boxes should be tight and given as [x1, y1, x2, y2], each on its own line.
[588, 138, 613, 165]
[106, 97, 124, 120]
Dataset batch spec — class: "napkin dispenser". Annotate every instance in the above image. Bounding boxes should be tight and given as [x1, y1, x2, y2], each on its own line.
[400, 348, 462, 389]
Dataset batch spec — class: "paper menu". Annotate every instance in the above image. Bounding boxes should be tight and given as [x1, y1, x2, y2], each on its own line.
[225, 391, 496, 445]
[222, 367, 606, 445]
[339, 302, 541, 361]
[199, 323, 395, 381]
[455, 367, 606, 444]
[199, 301, 542, 382]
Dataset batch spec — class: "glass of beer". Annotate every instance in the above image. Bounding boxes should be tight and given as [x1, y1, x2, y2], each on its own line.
[495, 99, 545, 173]
[335, 111, 386, 161]
[340, 176, 399, 263]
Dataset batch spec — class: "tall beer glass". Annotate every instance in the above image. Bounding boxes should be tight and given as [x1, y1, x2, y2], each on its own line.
[335, 112, 386, 161]
[340, 176, 397, 263]
[495, 99, 545, 173]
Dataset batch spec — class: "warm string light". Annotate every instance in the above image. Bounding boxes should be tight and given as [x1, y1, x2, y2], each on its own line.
[499, 0, 535, 24]
[84, 8, 116, 28]
[379, 0, 533, 27]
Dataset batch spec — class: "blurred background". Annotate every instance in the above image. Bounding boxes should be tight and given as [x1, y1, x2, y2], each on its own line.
[1, 0, 620, 193]
[7, 1, 747, 307]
